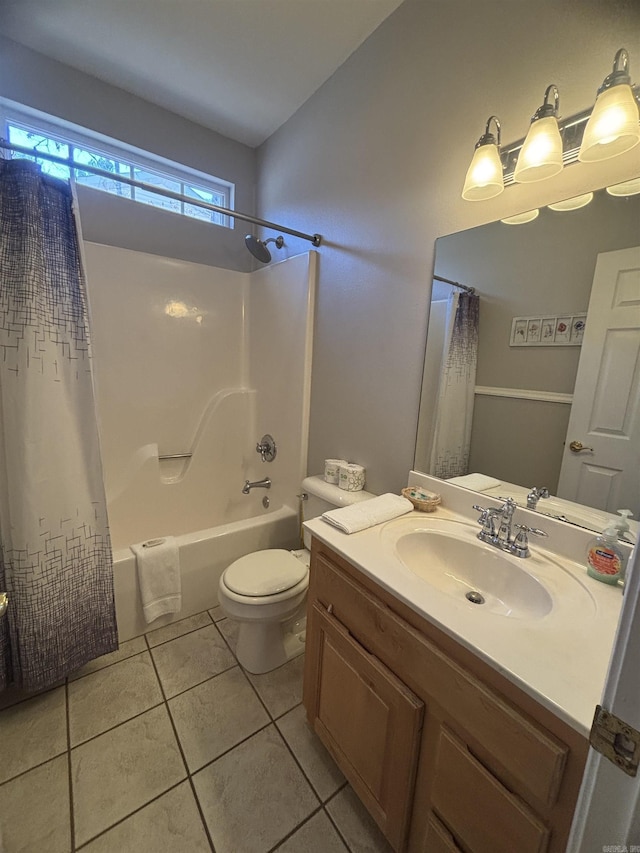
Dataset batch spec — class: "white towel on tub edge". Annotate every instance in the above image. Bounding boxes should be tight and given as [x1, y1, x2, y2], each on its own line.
[131, 536, 181, 623]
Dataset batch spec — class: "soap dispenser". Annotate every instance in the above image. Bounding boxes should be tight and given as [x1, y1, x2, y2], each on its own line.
[614, 509, 633, 541]
[586, 524, 625, 585]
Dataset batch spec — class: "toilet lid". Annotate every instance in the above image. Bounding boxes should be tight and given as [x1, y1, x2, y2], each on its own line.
[225, 549, 308, 596]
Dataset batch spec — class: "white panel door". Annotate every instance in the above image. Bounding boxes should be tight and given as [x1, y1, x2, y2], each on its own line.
[557, 246, 640, 515]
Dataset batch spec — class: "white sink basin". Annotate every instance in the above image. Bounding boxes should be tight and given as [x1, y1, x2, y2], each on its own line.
[378, 515, 595, 622]
[394, 529, 553, 619]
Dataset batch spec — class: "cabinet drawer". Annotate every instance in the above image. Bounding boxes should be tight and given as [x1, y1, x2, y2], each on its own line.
[305, 602, 424, 851]
[312, 548, 567, 808]
[432, 728, 549, 853]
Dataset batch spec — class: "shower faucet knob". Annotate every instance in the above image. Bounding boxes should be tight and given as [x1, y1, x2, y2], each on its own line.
[256, 434, 277, 463]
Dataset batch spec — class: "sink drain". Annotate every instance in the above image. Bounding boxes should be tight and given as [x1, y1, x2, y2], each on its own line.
[466, 591, 485, 605]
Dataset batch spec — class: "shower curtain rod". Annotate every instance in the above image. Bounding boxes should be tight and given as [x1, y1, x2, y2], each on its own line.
[433, 274, 476, 295]
[0, 139, 323, 247]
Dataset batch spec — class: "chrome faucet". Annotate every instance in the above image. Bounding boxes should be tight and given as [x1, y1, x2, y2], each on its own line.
[242, 477, 271, 495]
[473, 497, 547, 558]
[527, 486, 549, 510]
[496, 496, 517, 546]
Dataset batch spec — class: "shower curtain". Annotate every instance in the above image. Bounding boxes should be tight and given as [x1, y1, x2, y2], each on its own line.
[429, 290, 480, 478]
[0, 160, 117, 691]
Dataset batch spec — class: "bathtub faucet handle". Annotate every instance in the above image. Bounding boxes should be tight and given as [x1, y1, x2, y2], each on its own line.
[256, 434, 277, 463]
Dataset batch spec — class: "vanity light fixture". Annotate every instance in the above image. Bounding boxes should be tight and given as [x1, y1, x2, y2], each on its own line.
[606, 176, 640, 196]
[514, 85, 564, 183]
[579, 49, 640, 162]
[461, 116, 504, 200]
[500, 209, 539, 225]
[547, 192, 594, 211]
[462, 48, 639, 201]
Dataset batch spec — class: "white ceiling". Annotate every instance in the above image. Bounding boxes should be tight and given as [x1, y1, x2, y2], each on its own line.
[1, 0, 404, 147]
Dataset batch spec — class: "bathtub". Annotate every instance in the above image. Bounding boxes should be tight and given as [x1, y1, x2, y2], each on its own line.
[113, 505, 300, 641]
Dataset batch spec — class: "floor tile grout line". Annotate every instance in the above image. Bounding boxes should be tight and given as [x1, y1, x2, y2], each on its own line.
[73, 779, 187, 851]
[0, 749, 69, 789]
[146, 612, 216, 649]
[272, 699, 303, 722]
[68, 612, 218, 685]
[67, 647, 147, 683]
[0, 680, 64, 714]
[226, 647, 305, 724]
[272, 715, 328, 807]
[186, 719, 274, 778]
[69, 640, 190, 848]
[69, 699, 166, 751]
[145, 629, 218, 853]
[162, 661, 240, 702]
[147, 611, 322, 849]
[237, 664, 278, 722]
[267, 804, 325, 852]
[65, 679, 77, 853]
[323, 801, 355, 853]
[186, 612, 337, 814]
[185, 775, 218, 853]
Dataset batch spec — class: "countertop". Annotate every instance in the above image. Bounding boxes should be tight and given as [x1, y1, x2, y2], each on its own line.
[304, 479, 625, 737]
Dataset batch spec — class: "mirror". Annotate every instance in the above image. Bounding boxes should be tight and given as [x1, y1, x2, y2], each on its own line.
[414, 186, 640, 534]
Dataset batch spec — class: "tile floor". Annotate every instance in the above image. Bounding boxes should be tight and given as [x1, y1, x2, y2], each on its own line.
[0, 608, 392, 853]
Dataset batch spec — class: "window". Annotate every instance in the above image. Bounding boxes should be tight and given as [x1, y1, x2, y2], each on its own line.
[1, 107, 234, 228]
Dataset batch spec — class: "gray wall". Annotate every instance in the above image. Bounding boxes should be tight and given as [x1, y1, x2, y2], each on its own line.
[0, 36, 256, 271]
[256, 0, 640, 494]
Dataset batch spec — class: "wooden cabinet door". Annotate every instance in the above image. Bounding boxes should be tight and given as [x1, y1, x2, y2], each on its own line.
[304, 602, 424, 852]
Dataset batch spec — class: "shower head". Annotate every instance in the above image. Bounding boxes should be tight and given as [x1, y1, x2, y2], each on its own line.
[245, 234, 284, 263]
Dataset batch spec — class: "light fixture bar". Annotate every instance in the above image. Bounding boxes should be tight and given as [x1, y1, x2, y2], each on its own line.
[500, 85, 639, 185]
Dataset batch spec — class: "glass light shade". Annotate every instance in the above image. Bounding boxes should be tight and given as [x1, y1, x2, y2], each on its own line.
[501, 209, 539, 225]
[578, 84, 640, 162]
[513, 116, 564, 183]
[606, 177, 640, 196]
[462, 143, 504, 200]
[547, 193, 594, 211]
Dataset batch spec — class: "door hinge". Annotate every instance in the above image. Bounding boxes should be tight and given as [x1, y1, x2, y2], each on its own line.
[589, 704, 640, 777]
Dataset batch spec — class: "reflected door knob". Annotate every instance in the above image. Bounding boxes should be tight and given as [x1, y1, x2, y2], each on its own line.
[569, 440, 594, 453]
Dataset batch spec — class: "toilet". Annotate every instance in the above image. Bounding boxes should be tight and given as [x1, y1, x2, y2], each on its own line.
[218, 475, 375, 673]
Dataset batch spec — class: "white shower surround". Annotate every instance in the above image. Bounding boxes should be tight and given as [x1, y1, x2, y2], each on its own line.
[84, 243, 317, 640]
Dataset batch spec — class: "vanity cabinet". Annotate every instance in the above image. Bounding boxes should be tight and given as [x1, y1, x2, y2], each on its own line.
[303, 539, 589, 853]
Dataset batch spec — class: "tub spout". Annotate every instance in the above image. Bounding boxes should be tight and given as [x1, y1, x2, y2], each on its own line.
[242, 477, 272, 495]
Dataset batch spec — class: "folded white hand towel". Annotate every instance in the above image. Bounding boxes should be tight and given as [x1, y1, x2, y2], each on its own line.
[447, 473, 501, 491]
[131, 537, 182, 624]
[322, 493, 413, 534]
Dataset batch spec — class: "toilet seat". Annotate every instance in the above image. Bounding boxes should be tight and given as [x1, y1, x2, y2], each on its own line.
[224, 549, 307, 597]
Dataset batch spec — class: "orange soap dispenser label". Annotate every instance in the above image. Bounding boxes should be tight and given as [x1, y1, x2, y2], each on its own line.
[587, 547, 621, 576]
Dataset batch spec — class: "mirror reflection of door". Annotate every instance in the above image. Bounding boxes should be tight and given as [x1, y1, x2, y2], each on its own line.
[557, 246, 640, 515]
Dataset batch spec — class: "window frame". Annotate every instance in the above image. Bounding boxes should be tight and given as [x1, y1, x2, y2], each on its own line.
[0, 101, 235, 228]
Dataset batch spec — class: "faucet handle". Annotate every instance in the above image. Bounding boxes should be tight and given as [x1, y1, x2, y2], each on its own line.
[472, 503, 502, 517]
[472, 504, 491, 523]
[473, 504, 500, 538]
[515, 524, 548, 537]
[527, 486, 550, 508]
[512, 523, 548, 557]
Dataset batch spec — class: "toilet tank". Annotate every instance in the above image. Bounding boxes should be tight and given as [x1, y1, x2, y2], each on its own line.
[301, 475, 376, 549]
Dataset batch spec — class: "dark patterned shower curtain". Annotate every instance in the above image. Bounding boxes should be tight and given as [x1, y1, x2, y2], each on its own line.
[429, 290, 480, 478]
[0, 159, 117, 691]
